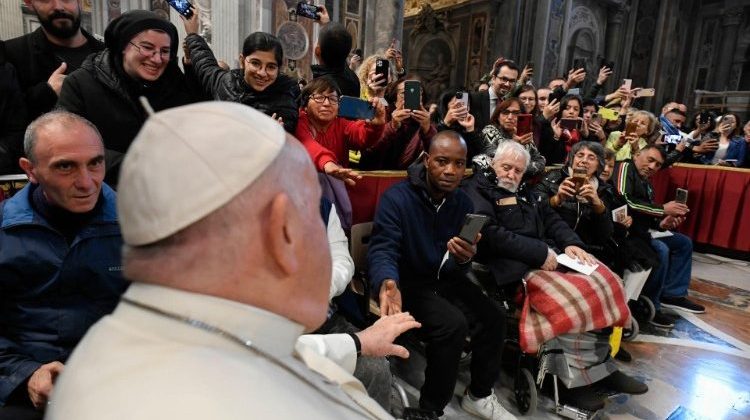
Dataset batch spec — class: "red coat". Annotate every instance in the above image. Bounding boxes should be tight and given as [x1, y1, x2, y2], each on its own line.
[295, 109, 385, 170]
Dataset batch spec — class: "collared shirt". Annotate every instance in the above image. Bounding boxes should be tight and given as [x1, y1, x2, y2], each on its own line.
[47, 283, 391, 419]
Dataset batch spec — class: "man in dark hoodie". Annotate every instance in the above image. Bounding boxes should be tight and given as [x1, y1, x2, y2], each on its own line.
[5, 0, 104, 121]
[56, 10, 196, 188]
[311, 21, 361, 98]
[367, 131, 513, 419]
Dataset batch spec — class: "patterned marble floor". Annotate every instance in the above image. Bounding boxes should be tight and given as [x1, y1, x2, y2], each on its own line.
[391, 253, 750, 420]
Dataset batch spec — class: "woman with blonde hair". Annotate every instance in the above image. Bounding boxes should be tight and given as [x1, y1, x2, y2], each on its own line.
[605, 110, 657, 160]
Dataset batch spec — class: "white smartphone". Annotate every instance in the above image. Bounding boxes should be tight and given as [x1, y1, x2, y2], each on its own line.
[621, 79, 632, 90]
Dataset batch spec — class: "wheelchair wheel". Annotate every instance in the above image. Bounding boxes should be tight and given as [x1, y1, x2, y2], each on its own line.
[638, 295, 656, 322]
[623, 317, 639, 341]
[514, 367, 537, 415]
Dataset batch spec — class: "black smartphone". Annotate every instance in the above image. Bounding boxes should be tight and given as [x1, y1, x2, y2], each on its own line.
[458, 214, 489, 243]
[573, 58, 586, 71]
[167, 0, 193, 18]
[404, 80, 421, 110]
[338, 96, 375, 120]
[698, 111, 710, 125]
[600, 58, 615, 70]
[296, 1, 320, 20]
[560, 118, 582, 131]
[375, 59, 389, 86]
[675, 188, 688, 204]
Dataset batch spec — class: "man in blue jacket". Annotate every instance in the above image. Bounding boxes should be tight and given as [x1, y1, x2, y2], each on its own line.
[0, 111, 127, 418]
[368, 131, 514, 419]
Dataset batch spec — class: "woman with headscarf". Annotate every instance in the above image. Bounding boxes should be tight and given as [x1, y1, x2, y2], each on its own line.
[57, 10, 196, 187]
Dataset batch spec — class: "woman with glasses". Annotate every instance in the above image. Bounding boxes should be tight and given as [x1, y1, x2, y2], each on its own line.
[295, 77, 386, 185]
[474, 98, 546, 177]
[57, 10, 196, 187]
[181, 12, 299, 133]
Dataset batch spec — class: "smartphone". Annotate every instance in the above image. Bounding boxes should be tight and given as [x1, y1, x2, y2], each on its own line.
[567, 88, 581, 96]
[621, 78, 632, 90]
[338, 96, 375, 120]
[455, 91, 469, 110]
[167, 0, 193, 18]
[600, 59, 615, 70]
[572, 167, 588, 191]
[598, 107, 620, 121]
[458, 214, 489, 243]
[404, 80, 421, 110]
[516, 114, 533, 136]
[296, 1, 320, 20]
[560, 118, 581, 131]
[573, 58, 586, 71]
[624, 120, 639, 138]
[634, 88, 655, 98]
[375, 59, 389, 87]
[698, 111, 710, 125]
[591, 113, 602, 125]
[675, 188, 688, 204]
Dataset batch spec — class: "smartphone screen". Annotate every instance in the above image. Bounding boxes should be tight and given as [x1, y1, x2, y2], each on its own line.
[404, 80, 421, 110]
[458, 214, 489, 243]
[560, 118, 581, 131]
[167, 0, 193, 18]
[621, 79, 632, 90]
[675, 188, 688, 204]
[338, 96, 375, 120]
[516, 114, 533, 136]
[296, 2, 320, 20]
[375, 59, 389, 86]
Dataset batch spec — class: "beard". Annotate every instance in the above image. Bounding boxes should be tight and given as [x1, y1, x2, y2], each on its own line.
[38, 9, 82, 39]
[497, 178, 519, 193]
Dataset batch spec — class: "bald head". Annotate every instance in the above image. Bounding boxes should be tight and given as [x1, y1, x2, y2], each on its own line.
[124, 137, 331, 331]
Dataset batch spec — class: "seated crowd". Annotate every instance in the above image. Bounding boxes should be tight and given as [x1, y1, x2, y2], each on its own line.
[0, 2, 736, 419]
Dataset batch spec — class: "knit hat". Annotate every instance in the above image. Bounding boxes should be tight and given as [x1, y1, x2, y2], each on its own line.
[104, 10, 179, 60]
[117, 102, 286, 246]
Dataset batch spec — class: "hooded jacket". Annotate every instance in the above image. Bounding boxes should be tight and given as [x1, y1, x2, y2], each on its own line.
[57, 11, 195, 187]
[184, 34, 300, 133]
[0, 183, 127, 405]
[368, 163, 473, 293]
[461, 170, 583, 286]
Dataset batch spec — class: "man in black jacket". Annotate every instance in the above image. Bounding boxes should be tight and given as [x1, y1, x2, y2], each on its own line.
[312, 22, 361, 98]
[0, 42, 27, 174]
[368, 131, 513, 419]
[5, 0, 103, 121]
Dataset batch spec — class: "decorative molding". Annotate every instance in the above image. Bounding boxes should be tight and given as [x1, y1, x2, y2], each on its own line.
[410, 4, 447, 38]
[723, 6, 743, 27]
[404, 0, 471, 18]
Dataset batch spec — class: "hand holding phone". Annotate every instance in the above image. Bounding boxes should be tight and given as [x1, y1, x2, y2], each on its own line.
[675, 188, 688, 204]
[404, 80, 422, 111]
[338, 96, 375, 120]
[167, 0, 194, 18]
[458, 214, 489, 243]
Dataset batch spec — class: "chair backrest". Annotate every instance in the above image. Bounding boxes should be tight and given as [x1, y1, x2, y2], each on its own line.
[350, 222, 374, 274]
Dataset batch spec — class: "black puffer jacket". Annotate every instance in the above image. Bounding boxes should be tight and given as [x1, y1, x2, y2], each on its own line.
[185, 34, 299, 133]
[533, 167, 614, 247]
[57, 50, 195, 187]
[461, 170, 584, 286]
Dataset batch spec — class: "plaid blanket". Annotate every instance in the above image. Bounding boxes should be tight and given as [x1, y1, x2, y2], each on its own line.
[518, 264, 631, 353]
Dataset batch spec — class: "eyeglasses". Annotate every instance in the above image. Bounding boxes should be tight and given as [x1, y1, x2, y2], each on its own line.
[309, 94, 340, 104]
[500, 110, 521, 116]
[128, 42, 171, 60]
[495, 76, 517, 84]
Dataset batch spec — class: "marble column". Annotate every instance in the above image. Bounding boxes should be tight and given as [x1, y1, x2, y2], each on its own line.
[0, 1, 24, 40]
[604, 5, 627, 86]
[712, 6, 743, 91]
[364, 0, 404, 56]
[208, 0, 271, 66]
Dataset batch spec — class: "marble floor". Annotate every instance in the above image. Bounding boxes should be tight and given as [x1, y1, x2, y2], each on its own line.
[391, 252, 750, 420]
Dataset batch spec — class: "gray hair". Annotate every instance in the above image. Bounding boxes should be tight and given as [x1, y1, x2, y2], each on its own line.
[24, 110, 102, 163]
[492, 140, 530, 169]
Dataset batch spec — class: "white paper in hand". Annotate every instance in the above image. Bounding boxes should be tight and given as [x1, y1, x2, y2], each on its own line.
[556, 254, 598, 275]
[649, 229, 674, 239]
[612, 205, 628, 223]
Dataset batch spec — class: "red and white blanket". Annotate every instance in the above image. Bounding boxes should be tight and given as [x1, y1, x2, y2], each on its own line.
[518, 264, 631, 353]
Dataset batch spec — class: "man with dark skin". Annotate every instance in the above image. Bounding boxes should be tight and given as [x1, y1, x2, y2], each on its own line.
[5, 0, 104, 120]
[368, 131, 515, 419]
